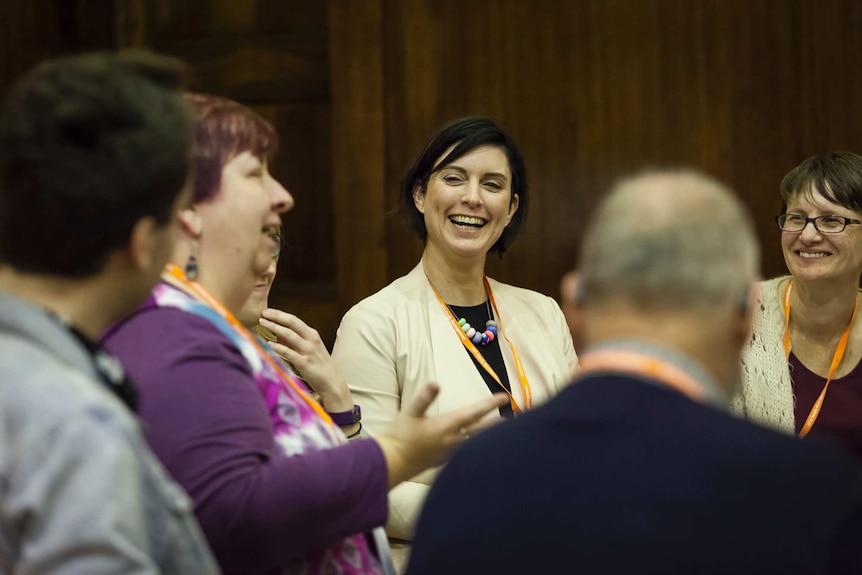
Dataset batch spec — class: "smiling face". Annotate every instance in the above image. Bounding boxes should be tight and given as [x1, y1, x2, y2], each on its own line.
[413, 145, 519, 263]
[781, 187, 862, 284]
[195, 151, 293, 313]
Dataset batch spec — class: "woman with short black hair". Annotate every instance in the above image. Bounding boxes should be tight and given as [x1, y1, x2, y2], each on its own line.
[332, 116, 578, 567]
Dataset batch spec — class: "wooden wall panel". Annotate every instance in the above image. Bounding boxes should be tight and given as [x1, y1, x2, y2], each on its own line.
[1, 0, 116, 95]
[365, 0, 862, 304]
[328, 0, 390, 312]
[7, 0, 862, 347]
[116, 0, 340, 345]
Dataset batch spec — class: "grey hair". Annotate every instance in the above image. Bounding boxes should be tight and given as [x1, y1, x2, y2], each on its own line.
[578, 169, 760, 311]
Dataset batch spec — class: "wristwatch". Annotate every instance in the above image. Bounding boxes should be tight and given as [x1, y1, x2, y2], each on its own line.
[327, 404, 361, 426]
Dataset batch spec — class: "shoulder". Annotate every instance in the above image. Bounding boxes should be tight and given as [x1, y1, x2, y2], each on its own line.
[0, 351, 146, 486]
[753, 276, 787, 313]
[743, 276, 788, 358]
[104, 305, 252, 400]
[340, 265, 431, 329]
[348, 265, 428, 311]
[460, 372, 862, 489]
[486, 278, 564, 321]
[105, 305, 244, 365]
[0, 332, 139, 444]
[106, 304, 232, 348]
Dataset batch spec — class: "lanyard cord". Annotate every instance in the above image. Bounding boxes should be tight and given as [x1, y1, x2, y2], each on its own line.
[162, 264, 337, 430]
[783, 279, 857, 437]
[576, 349, 707, 402]
[430, 277, 533, 413]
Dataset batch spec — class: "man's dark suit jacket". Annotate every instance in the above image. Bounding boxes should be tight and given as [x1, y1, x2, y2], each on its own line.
[407, 373, 862, 575]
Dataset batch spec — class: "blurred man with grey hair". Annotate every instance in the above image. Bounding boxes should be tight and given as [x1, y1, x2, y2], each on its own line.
[407, 169, 862, 575]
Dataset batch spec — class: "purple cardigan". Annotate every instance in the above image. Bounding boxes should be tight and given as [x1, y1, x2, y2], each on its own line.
[103, 303, 389, 573]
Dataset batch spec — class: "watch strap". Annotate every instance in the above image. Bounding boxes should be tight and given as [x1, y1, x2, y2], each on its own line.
[327, 404, 361, 426]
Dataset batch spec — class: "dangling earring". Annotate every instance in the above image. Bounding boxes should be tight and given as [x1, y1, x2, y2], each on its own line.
[185, 239, 199, 280]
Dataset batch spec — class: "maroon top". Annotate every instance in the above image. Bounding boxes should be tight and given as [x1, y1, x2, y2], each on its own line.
[790, 352, 862, 461]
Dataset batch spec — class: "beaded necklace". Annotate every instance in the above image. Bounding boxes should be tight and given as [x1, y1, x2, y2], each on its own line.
[447, 298, 498, 346]
[430, 277, 534, 413]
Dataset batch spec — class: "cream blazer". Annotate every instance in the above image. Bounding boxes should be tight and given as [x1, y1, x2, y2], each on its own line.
[332, 262, 578, 540]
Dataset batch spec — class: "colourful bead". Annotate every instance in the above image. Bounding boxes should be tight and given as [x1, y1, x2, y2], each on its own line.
[449, 310, 496, 346]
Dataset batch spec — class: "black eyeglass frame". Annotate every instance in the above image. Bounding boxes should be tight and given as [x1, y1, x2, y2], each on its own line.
[775, 213, 862, 234]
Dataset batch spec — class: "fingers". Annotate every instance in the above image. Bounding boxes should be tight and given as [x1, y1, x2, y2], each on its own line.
[259, 316, 324, 358]
[261, 307, 297, 326]
[445, 393, 508, 432]
[401, 382, 441, 418]
[259, 317, 295, 343]
[269, 341, 297, 363]
[462, 415, 505, 437]
[260, 309, 319, 341]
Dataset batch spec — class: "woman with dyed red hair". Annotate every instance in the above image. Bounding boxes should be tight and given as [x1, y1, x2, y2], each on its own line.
[102, 94, 506, 575]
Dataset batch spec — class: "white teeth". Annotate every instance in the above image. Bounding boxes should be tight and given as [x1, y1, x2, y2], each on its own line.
[449, 215, 486, 226]
[798, 251, 828, 258]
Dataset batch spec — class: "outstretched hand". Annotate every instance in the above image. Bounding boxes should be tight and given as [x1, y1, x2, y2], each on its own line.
[374, 383, 509, 488]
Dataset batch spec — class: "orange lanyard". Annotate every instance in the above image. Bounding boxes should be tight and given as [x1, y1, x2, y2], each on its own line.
[430, 277, 532, 413]
[577, 349, 708, 403]
[162, 264, 337, 429]
[783, 280, 857, 437]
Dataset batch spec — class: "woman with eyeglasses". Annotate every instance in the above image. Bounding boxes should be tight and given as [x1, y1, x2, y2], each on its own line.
[237, 229, 357, 432]
[102, 94, 507, 575]
[733, 151, 862, 460]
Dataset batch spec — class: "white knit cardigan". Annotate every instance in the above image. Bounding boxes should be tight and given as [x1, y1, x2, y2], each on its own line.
[730, 276, 796, 434]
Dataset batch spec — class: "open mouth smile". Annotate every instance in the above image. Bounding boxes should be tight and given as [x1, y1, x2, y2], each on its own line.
[449, 215, 487, 229]
[796, 250, 830, 259]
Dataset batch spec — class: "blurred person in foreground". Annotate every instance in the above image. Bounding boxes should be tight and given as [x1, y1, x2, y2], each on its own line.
[0, 52, 218, 573]
[733, 152, 862, 460]
[407, 169, 862, 575]
[102, 94, 506, 575]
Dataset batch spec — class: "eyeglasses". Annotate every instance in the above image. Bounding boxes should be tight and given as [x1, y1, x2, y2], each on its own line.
[267, 231, 284, 259]
[775, 214, 862, 234]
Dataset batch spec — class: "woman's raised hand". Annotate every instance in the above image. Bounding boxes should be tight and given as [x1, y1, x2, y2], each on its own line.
[259, 308, 355, 414]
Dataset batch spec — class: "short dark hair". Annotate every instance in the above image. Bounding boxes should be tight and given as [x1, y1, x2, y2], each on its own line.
[0, 50, 195, 277]
[399, 116, 528, 256]
[780, 151, 862, 214]
[186, 93, 278, 203]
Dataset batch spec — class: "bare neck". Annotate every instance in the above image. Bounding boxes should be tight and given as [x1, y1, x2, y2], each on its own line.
[421, 245, 488, 305]
[0, 267, 121, 340]
[788, 277, 860, 342]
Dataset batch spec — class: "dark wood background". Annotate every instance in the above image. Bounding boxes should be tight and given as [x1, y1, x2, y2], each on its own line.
[4, 0, 862, 346]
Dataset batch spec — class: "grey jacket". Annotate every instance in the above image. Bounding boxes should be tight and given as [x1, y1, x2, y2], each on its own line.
[0, 293, 220, 574]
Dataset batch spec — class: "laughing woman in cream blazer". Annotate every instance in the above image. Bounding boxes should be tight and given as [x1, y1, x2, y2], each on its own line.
[332, 117, 578, 568]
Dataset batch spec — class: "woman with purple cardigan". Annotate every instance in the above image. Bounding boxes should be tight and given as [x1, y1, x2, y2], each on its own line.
[102, 94, 505, 575]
